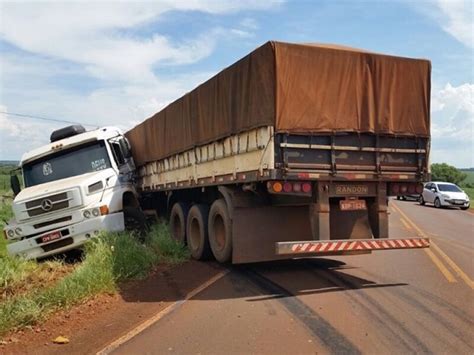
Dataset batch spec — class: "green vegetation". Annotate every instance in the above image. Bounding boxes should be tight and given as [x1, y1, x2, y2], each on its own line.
[431, 163, 467, 185]
[0, 225, 189, 336]
[462, 187, 474, 207]
[0, 163, 18, 192]
[0, 162, 189, 336]
[459, 170, 474, 187]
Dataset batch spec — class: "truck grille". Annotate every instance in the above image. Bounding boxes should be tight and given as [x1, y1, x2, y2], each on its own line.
[25, 192, 70, 217]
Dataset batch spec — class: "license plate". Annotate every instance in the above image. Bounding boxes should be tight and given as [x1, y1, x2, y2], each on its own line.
[340, 199, 367, 211]
[41, 231, 62, 243]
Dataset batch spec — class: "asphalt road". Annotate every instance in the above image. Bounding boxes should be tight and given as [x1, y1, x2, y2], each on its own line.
[110, 199, 474, 354]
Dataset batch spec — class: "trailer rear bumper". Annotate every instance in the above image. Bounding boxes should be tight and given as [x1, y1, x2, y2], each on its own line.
[276, 238, 430, 255]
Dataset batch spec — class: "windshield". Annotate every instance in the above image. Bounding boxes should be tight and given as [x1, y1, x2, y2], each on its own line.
[437, 184, 462, 192]
[23, 140, 111, 187]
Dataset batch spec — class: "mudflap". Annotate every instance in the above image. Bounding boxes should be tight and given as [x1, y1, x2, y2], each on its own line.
[329, 200, 373, 240]
[232, 205, 311, 264]
[231, 202, 374, 264]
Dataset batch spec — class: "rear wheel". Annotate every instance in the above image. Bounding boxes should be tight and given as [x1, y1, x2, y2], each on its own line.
[186, 204, 211, 260]
[434, 198, 441, 208]
[208, 199, 232, 263]
[419, 196, 425, 205]
[169, 202, 190, 244]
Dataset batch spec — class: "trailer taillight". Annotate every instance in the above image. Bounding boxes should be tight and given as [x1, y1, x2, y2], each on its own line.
[267, 181, 312, 195]
[283, 182, 292, 193]
[302, 183, 312, 193]
[271, 181, 283, 193]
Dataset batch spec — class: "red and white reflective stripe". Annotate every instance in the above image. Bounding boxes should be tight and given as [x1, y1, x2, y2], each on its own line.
[277, 238, 430, 255]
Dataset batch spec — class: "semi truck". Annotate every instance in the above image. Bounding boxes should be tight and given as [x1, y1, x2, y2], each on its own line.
[3, 126, 146, 259]
[4, 41, 431, 262]
[127, 41, 431, 263]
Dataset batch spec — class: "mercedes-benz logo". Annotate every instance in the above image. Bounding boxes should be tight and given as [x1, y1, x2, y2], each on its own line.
[41, 199, 53, 211]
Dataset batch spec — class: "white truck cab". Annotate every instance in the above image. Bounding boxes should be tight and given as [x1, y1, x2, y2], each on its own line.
[3, 125, 142, 259]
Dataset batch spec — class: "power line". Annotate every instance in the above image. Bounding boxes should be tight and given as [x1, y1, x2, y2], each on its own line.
[0, 111, 99, 128]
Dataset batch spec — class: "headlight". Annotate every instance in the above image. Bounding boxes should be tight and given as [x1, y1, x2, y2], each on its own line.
[7, 230, 15, 238]
[83, 210, 91, 218]
[92, 208, 100, 217]
[441, 194, 450, 198]
[14, 227, 22, 236]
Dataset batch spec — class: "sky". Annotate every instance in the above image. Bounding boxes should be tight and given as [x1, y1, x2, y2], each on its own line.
[0, 0, 472, 167]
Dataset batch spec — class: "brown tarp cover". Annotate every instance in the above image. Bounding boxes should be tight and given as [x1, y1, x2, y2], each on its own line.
[127, 41, 431, 166]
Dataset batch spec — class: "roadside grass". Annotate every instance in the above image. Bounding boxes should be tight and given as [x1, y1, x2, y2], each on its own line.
[460, 170, 474, 185]
[0, 224, 189, 336]
[463, 187, 474, 209]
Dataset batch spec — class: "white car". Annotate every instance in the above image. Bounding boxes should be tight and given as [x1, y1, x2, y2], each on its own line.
[420, 182, 470, 210]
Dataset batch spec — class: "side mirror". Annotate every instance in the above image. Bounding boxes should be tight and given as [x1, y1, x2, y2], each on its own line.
[119, 138, 132, 159]
[430, 188, 437, 193]
[10, 174, 21, 196]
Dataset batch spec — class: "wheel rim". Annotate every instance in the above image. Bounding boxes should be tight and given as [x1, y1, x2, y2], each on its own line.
[189, 217, 201, 251]
[435, 199, 440, 207]
[213, 214, 226, 251]
[172, 214, 182, 241]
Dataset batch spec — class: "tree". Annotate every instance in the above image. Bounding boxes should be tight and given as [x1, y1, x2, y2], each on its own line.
[430, 163, 467, 185]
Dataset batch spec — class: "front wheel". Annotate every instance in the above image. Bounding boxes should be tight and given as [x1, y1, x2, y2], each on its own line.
[461, 205, 469, 211]
[124, 206, 148, 240]
[434, 198, 442, 208]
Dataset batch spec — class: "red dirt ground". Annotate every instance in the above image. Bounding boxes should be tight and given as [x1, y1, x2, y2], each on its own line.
[1, 261, 222, 355]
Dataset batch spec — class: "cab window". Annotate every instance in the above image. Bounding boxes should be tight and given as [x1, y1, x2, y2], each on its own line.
[110, 141, 125, 166]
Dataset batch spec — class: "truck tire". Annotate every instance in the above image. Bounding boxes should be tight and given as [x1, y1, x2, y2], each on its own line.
[169, 202, 190, 244]
[208, 199, 232, 263]
[186, 204, 211, 260]
[124, 206, 148, 241]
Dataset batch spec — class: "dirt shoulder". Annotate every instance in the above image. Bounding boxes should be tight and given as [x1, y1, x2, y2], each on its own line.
[1, 260, 223, 355]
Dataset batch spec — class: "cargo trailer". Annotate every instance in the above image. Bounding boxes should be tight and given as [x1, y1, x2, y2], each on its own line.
[127, 41, 431, 263]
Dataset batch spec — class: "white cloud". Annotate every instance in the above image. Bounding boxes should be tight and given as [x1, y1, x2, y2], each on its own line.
[436, 0, 473, 48]
[431, 82, 474, 167]
[0, 1, 279, 82]
[240, 18, 259, 30]
[431, 82, 473, 139]
[0, 105, 20, 137]
[411, 0, 473, 48]
[0, 1, 280, 160]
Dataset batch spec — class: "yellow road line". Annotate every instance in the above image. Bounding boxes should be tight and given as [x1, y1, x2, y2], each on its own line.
[423, 249, 457, 283]
[430, 242, 474, 289]
[400, 218, 412, 230]
[393, 202, 474, 289]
